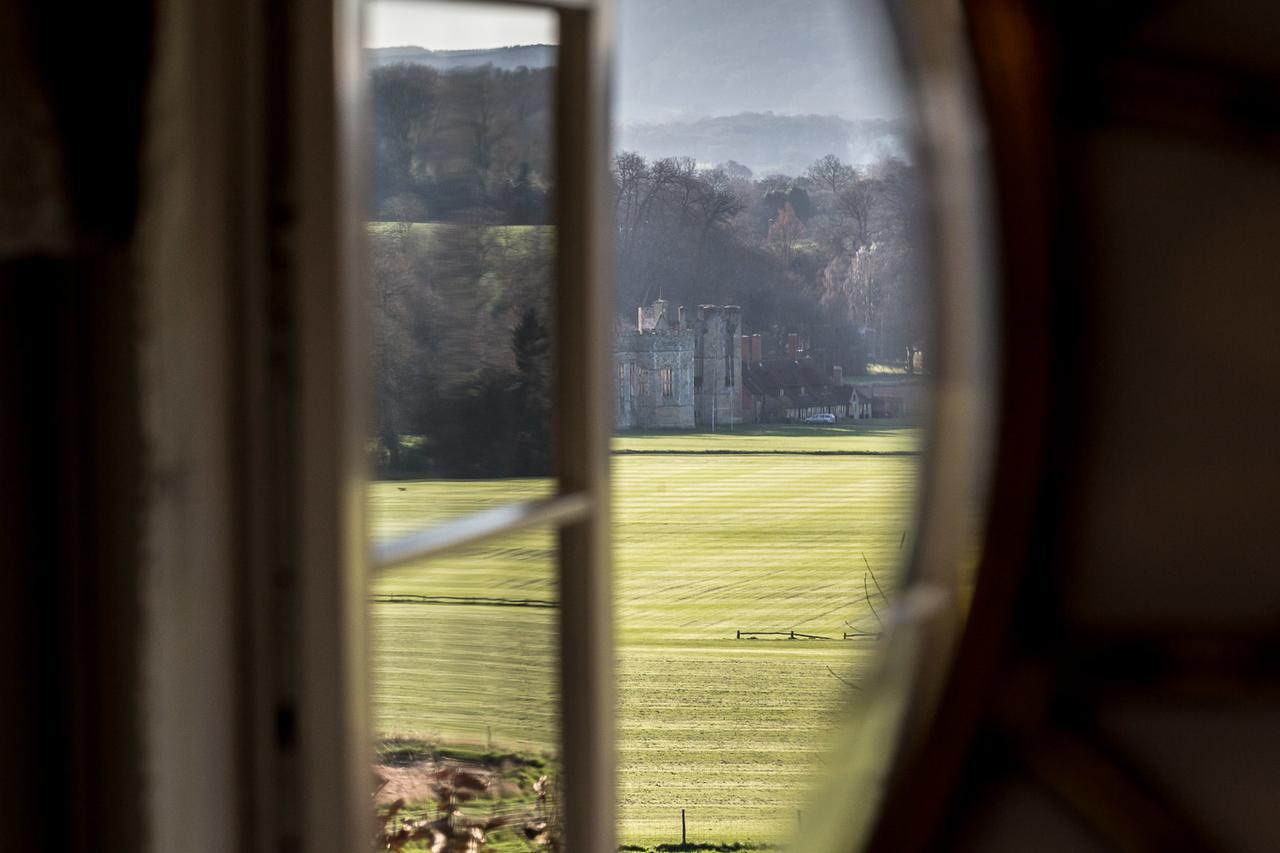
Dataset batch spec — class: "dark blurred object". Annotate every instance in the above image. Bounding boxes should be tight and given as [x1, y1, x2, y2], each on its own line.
[868, 1, 1280, 850]
[0, 1, 153, 852]
[5, 1, 1280, 852]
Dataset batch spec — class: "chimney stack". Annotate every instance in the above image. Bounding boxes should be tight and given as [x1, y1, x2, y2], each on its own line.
[751, 334, 762, 363]
[678, 306, 686, 328]
[787, 333, 799, 358]
[833, 365, 844, 386]
[741, 335, 751, 361]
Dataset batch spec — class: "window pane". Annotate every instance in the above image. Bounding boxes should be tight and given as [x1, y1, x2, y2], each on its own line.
[612, 0, 926, 847]
[371, 524, 560, 848]
[365, 0, 559, 524]
[363, 4, 564, 850]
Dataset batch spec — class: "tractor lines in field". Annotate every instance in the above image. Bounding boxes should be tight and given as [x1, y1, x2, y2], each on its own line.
[369, 426, 922, 846]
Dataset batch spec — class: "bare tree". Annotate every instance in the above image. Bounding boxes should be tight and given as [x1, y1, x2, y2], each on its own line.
[690, 167, 746, 296]
[768, 202, 804, 268]
[806, 154, 856, 194]
[835, 176, 875, 248]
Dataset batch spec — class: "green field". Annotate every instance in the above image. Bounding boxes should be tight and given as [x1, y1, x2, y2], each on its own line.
[612, 420, 922, 454]
[369, 423, 922, 848]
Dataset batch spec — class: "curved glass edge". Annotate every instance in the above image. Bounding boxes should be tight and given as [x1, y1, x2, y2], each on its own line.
[796, 0, 998, 849]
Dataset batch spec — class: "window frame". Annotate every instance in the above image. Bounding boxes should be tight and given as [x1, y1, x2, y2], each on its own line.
[196, 0, 618, 850]
[235, 1, 994, 851]
[349, 2, 618, 851]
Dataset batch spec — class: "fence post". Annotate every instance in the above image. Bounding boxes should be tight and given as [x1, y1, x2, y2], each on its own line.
[681, 808, 686, 846]
[736, 629, 740, 639]
[790, 630, 795, 639]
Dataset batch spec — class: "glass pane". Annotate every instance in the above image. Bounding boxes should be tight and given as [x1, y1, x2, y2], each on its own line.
[371, 525, 560, 848]
[363, 4, 564, 850]
[612, 0, 926, 848]
[365, 0, 559, 526]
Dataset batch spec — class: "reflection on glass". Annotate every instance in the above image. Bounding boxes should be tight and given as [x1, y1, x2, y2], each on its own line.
[366, 0, 559, 522]
[371, 525, 560, 848]
[611, 0, 923, 847]
[364, 3, 563, 849]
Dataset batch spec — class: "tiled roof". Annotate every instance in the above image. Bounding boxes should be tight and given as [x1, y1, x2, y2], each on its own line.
[743, 358, 852, 407]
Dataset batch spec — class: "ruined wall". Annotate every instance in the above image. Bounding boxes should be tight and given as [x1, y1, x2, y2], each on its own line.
[615, 329, 696, 429]
[616, 300, 745, 430]
[693, 305, 743, 427]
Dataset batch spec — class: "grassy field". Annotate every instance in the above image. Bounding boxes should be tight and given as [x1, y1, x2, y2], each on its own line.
[613, 419, 923, 454]
[368, 221, 550, 248]
[369, 422, 922, 848]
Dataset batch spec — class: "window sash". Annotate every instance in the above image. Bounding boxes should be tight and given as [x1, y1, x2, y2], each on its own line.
[364, 3, 616, 850]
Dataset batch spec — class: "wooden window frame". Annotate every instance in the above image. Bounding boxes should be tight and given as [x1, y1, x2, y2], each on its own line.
[188, 0, 992, 851]
[149, 0, 620, 851]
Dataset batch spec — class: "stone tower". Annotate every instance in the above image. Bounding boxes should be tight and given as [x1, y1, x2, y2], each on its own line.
[693, 305, 743, 427]
[615, 300, 696, 429]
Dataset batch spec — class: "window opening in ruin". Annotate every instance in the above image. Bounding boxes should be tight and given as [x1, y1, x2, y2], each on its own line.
[661, 367, 674, 397]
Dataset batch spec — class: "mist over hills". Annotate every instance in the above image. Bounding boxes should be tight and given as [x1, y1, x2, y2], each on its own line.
[368, 44, 555, 72]
[617, 113, 907, 175]
[614, 0, 906, 123]
[367, 0, 910, 174]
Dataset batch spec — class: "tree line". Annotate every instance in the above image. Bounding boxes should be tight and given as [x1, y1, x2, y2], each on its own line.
[612, 150, 925, 373]
[367, 61, 925, 477]
[372, 62, 554, 225]
[370, 220, 554, 478]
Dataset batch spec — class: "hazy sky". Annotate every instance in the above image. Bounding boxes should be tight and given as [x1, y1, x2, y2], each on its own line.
[366, 1, 556, 49]
[364, 0, 907, 123]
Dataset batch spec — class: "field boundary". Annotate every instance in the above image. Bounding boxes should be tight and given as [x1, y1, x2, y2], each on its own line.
[371, 593, 557, 609]
[736, 630, 839, 640]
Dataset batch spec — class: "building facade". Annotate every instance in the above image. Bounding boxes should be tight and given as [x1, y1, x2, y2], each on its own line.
[615, 300, 742, 430]
[740, 332, 857, 422]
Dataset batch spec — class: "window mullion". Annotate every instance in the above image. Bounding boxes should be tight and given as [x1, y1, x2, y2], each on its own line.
[553, 3, 617, 850]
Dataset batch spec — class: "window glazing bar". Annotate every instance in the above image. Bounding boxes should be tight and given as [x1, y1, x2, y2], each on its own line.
[371, 493, 591, 570]
[554, 3, 617, 851]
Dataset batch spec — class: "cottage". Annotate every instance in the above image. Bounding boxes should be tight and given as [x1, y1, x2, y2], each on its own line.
[740, 333, 854, 423]
[851, 381, 928, 419]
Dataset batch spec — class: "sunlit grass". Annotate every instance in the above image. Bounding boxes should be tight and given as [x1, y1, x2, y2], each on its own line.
[612, 420, 922, 454]
[369, 427, 921, 846]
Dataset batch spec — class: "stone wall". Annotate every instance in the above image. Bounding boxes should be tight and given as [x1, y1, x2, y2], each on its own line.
[615, 329, 696, 429]
[615, 300, 743, 430]
[693, 305, 743, 427]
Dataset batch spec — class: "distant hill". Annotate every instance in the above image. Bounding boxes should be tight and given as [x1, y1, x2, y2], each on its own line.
[369, 0, 913, 175]
[369, 0, 908, 125]
[617, 112, 909, 175]
[368, 44, 555, 71]
[615, 0, 907, 123]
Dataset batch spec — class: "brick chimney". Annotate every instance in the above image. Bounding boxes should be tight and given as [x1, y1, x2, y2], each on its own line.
[787, 332, 799, 358]
[741, 335, 751, 361]
[833, 365, 843, 386]
[751, 334, 762, 363]
[678, 305, 686, 328]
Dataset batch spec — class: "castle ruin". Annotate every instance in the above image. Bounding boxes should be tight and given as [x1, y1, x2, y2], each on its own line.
[615, 300, 742, 430]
